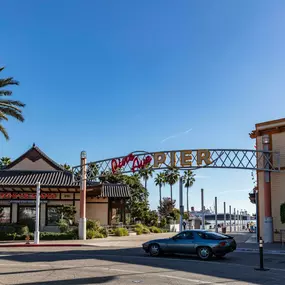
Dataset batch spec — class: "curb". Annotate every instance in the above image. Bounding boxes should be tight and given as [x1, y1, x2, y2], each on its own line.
[237, 248, 285, 255]
[0, 244, 83, 247]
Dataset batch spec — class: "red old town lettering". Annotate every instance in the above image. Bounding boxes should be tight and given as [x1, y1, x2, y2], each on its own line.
[111, 153, 152, 173]
[0, 193, 57, 199]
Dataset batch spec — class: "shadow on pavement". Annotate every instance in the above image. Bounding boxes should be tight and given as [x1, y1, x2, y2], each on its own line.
[0, 247, 283, 285]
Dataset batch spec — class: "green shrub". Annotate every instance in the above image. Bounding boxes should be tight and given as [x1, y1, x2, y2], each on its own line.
[57, 219, 69, 233]
[135, 228, 143, 235]
[40, 231, 77, 240]
[86, 229, 105, 239]
[94, 231, 104, 238]
[86, 219, 100, 231]
[86, 229, 96, 239]
[114, 228, 129, 236]
[99, 227, 108, 238]
[142, 227, 150, 234]
[135, 224, 150, 235]
[149, 226, 162, 233]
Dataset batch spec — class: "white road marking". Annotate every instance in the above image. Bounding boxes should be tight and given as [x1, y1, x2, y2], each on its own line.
[158, 274, 212, 284]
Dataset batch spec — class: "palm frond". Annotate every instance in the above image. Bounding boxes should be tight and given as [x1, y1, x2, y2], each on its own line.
[0, 78, 19, 88]
[0, 107, 24, 122]
[0, 90, 12, 96]
[0, 112, 8, 121]
[0, 125, 9, 140]
[0, 67, 5, 73]
[0, 100, 25, 108]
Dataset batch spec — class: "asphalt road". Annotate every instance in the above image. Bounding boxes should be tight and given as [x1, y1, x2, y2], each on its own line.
[1, 246, 285, 285]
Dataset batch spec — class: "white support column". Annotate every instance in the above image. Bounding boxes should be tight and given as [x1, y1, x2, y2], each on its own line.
[34, 182, 41, 244]
[215, 197, 218, 233]
[201, 189, 205, 230]
[229, 205, 232, 233]
[79, 151, 87, 240]
[234, 208, 236, 232]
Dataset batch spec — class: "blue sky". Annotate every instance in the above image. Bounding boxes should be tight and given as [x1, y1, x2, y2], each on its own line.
[1, 1, 285, 214]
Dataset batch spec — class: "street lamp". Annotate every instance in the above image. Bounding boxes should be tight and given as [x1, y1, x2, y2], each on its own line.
[81, 151, 87, 159]
[79, 151, 87, 240]
[262, 134, 273, 243]
[262, 134, 270, 145]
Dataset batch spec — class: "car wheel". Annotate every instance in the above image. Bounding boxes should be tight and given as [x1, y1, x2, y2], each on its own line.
[197, 247, 212, 260]
[149, 243, 161, 257]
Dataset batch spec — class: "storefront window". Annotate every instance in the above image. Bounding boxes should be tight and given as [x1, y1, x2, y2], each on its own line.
[47, 207, 61, 226]
[18, 206, 36, 225]
[0, 207, 11, 223]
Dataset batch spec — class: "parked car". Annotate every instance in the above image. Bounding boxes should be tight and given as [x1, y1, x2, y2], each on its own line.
[142, 230, 236, 260]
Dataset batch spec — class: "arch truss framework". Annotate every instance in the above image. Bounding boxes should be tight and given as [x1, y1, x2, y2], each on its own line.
[72, 149, 281, 182]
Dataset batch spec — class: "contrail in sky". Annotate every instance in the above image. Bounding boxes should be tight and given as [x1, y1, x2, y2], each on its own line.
[161, 128, 193, 143]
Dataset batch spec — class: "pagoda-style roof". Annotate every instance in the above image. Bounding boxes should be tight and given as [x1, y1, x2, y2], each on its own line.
[0, 145, 131, 198]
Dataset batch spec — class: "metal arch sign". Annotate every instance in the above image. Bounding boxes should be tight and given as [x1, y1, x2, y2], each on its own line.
[72, 149, 281, 181]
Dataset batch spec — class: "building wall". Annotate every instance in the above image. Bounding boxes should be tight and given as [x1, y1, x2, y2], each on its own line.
[256, 128, 285, 242]
[86, 203, 108, 225]
[8, 158, 57, 171]
[271, 132, 285, 242]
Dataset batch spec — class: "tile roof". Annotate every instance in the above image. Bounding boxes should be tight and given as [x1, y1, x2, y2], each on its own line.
[0, 170, 79, 187]
[0, 171, 130, 197]
[101, 183, 131, 197]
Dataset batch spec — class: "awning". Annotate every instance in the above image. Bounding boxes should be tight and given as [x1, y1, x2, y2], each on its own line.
[87, 183, 131, 198]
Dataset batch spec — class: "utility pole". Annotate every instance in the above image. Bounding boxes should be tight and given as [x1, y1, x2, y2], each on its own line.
[215, 197, 218, 233]
[179, 177, 184, 232]
[201, 189, 205, 230]
[229, 205, 232, 232]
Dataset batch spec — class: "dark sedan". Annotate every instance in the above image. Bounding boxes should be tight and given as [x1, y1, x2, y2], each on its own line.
[142, 230, 236, 260]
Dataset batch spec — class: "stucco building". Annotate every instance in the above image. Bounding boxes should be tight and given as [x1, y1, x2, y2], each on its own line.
[250, 118, 285, 242]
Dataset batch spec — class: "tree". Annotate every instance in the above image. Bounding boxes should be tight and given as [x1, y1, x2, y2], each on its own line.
[0, 66, 25, 140]
[61, 163, 71, 171]
[154, 172, 166, 211]
[100, 172, 150, 223]
[56, 205, 77, 225]
[164, 167, 180, 204]
[182, 170, 196, 218]
[0, 156, 11, 169]
[139, 165, 153, 202]
[158, 197, 176, 219]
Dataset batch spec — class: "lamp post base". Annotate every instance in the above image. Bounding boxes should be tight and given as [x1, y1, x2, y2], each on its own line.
[34, 231, 40, 245]
[254, 268, 269, 271]
[79, 218, 87, 240]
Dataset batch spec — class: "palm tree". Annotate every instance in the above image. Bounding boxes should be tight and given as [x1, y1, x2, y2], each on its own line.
[182, 170, 196, 218]
[0, 67, 25, 140]
[164, 167, 180, 204]
[61, 163, 71, 171]
[0, 156, 11, 169]
[154, 172, 166, 211]
[139, 165, 153, 200]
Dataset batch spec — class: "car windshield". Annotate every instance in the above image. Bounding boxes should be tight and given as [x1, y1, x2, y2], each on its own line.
[197, 232, 230, 240]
